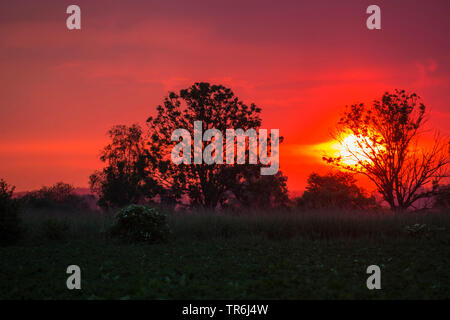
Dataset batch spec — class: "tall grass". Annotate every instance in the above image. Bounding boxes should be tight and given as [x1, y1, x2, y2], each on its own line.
[17, 207, 450, 244]
[19, 208, 113, 244]
[169, 208, 449, 241]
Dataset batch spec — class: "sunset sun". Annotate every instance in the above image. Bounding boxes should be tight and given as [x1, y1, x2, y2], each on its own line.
[329, 133, 382, 166]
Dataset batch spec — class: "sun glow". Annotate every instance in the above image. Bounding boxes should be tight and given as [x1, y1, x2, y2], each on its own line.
[331, 133, 383, 166]
[303, 133, 384, 167]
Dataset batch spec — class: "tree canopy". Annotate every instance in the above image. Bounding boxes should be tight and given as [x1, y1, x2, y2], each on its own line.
[146, 82, 286, 209]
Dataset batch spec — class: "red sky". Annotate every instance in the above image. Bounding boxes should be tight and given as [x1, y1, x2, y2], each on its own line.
[0, 0, 449, 193]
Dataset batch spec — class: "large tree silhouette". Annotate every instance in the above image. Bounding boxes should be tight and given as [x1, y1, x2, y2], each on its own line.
[146, 82, 286, 208]
[324, 90, 449, 211]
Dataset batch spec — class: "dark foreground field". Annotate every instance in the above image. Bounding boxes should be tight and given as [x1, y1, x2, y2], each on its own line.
[1, 209, 449, 299]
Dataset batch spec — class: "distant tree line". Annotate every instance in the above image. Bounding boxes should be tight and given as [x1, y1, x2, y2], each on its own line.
[19, 182, 95, 211]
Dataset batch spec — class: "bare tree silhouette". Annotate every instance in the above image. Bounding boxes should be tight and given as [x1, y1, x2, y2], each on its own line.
[324, 90, 449, 211]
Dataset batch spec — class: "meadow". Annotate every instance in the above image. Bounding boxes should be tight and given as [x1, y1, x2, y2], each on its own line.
[0, 208, 449, 299]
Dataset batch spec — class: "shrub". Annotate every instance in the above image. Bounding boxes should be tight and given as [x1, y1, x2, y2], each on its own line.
[108, 205, 170, 243]
[41, 219, 70, 241]
[0, 179, 22, 246]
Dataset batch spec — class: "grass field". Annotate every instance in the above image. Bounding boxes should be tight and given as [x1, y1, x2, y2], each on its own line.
[0, 209, 449, 299]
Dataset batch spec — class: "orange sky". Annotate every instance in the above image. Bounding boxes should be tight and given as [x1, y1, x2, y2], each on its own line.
[0, 0, 449, 193]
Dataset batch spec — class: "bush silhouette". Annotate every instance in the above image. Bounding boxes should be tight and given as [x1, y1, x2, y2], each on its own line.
[0, 179, 21, 246]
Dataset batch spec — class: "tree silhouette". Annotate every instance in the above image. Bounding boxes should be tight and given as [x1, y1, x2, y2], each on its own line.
[296, 172, 377, 210]
[324, 90, 449, 211]
[90, 124, 160, 209]
[146, 82, 286, 208]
